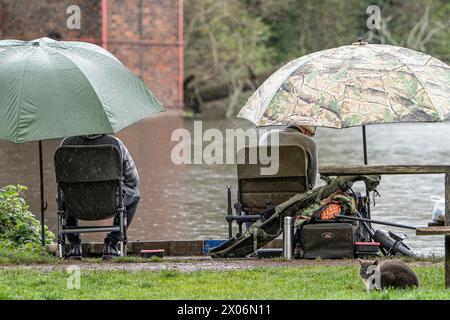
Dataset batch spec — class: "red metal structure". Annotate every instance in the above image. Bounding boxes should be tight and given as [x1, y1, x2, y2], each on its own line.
[178, 0, 184, 109]
[101, 0, 108, 50]
[0, 0, 184, 110]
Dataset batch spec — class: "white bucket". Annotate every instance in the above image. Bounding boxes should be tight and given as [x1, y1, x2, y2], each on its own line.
[430, 196, 445, 222]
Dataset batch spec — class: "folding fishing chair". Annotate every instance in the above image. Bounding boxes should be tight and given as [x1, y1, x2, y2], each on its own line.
[54, 145, 127, 257]
[226, 144, 309, 238]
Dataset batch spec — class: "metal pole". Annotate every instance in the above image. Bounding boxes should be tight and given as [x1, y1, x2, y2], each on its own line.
[119, 210, 124, 256]
[101, 0, 108, 50]
[38, 140, 47, 246]
[178, 0, 185, 110]
[362, 125, 371, 220]
[227, 186, 232, 239]
[283, 216, 293, 260]
[336, 215, 416, 230]
[445, 174, 450, 288]
[362, 125, 368, 165]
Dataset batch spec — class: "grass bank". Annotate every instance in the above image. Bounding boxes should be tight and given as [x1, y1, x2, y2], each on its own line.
[0, 265, 448, 300]
[0, 246, 447, 299]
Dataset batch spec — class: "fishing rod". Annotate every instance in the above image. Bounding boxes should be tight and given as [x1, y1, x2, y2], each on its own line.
[335, 215, 416, 230]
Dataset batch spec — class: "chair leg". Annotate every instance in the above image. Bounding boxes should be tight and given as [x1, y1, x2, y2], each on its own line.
[61, 220, 66, 245]
[119, 210, 125, 257]
[57, 212, 63, 258]
[58, 244, 63, 258]
[123, 214, 128, 257]
[119, 241, 124, 257]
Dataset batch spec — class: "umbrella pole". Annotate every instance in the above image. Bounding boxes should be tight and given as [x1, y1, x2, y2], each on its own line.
[362, 125, 372, 220]
[38, 141, 47, 246]
[362, 125, 368, 165]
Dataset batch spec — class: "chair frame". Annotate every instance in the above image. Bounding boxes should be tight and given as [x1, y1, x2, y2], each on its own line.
[55, 145, 127, 258]
[226, 145, 309, 239]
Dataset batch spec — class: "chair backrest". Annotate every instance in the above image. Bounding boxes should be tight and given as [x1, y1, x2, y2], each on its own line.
[54, 145, 122, 221]
[236, 145, 308, 213]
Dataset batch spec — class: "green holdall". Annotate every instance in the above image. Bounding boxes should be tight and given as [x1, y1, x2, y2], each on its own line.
[209, 175, 380, 258]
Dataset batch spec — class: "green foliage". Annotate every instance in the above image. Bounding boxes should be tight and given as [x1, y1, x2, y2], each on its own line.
[185, 0, 273, 86]
[0, 185, 54, 249]
[185, 0, 449, 117]
[250, 0, 450, 65]
[184, 0, 274, 116]
[250, 0, 370, 64]
[0, 241, 56, 265]
[364, 0, 450, 62]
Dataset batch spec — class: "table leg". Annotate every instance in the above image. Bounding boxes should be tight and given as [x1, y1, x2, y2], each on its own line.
[445, 174, 450, 288]
[446, 236, 450, 289]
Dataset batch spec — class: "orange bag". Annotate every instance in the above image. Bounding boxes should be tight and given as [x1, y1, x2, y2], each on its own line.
[319, 203, 341, 220]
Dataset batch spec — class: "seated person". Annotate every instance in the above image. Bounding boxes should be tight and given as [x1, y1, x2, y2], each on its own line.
[259, 125, 318, 190]
[61, 134, 140, 260]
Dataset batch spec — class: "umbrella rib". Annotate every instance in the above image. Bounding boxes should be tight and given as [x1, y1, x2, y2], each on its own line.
[59, 41, 120, 63]
[253, 56, 312, 124]
[414, 64, 449, 120]
[401, 63, 443, 121]
[304, 83, 337, 99]
[365, 45, 443, 122]
[46, 46, 115, 133]
[381, 76, 402, 118]
[368, 45, 442, 120]
[340, 46, 360, 128]
[13, 48, 34, 143]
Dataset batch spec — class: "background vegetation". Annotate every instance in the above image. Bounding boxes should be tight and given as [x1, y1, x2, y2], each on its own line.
[0, 185, 54, 258]
[184, 0, 450, 115]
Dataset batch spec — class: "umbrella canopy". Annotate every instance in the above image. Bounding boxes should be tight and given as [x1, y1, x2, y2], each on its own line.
[0, 37, 164, 143]
[0, 37, 164, 245]
[238, 42, 450, 128]
[238, 42, 450, 220]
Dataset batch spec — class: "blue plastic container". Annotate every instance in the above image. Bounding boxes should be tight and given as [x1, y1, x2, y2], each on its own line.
[203, 239, 227, 255]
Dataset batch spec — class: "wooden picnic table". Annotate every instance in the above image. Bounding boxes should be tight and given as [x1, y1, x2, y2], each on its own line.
[319, 165, 450, 289]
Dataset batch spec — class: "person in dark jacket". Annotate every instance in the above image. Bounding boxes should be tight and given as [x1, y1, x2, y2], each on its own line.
[259, 125, 318, 190]
[61, 134, 140, 260]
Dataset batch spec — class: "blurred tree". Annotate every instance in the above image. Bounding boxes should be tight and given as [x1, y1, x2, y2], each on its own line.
[251, 0, 449, 64]
[184, 0, 273, 116]
[365, 0, 450, 62]
[184, 0, 450, 116]
[247, 0, 369, 64]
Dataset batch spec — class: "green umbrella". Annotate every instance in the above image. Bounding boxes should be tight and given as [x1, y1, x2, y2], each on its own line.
[0, 37, 164, 244]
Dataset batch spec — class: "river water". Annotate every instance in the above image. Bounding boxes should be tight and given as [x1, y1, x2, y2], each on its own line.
[0, 114, 448, 256]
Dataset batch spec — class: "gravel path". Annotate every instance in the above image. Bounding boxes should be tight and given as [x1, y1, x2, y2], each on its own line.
[0, 257, 442, 272]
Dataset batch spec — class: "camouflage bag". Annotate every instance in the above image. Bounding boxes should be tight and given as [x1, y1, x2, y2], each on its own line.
[209, 175, 380, 258]
[294, 191, 357, 227]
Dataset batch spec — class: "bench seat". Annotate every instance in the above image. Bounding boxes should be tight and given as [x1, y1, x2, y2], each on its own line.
[416, 227, 450, 236]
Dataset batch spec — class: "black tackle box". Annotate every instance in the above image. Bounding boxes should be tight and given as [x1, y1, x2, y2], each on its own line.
[301, 222, 355, 259]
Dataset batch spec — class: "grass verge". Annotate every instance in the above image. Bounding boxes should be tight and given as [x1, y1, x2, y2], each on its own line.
[0, 246, 58, 265]
[0, 265, 448, 300]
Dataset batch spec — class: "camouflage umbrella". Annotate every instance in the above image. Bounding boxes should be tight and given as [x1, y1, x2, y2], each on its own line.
[238, 41, 450, 164]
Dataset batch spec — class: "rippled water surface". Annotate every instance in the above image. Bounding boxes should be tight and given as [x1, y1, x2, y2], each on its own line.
[0, 115, 448, 255]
